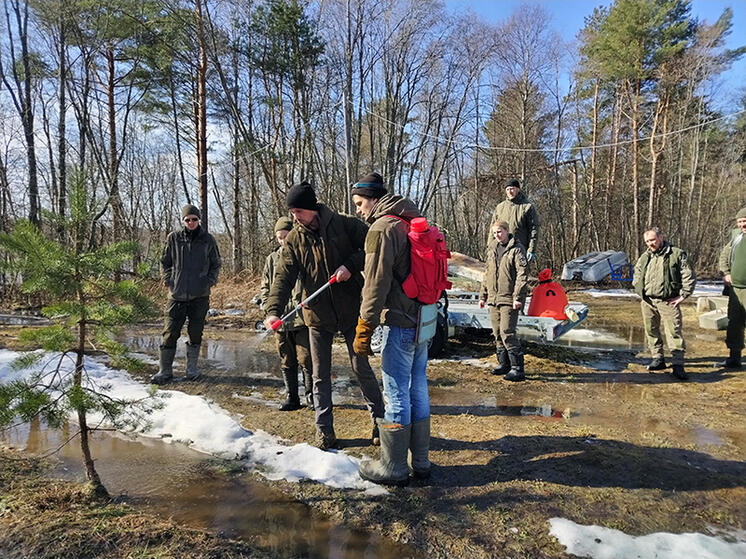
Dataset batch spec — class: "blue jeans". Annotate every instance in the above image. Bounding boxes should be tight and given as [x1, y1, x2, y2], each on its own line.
[381, 325, 430, 425]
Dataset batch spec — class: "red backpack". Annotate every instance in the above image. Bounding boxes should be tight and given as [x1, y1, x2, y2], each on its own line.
[386, 215, 452, 304]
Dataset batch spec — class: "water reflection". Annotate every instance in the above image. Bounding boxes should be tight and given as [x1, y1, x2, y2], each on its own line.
[2, 419, 421, 559]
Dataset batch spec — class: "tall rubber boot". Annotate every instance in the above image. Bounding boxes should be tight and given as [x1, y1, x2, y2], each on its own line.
[151, 347, 176, 385]
[279, 367, 302, 411]
[185, 343, 202, 381]
[409, 417, 431, 479]
[358, 419, 411, 486]
[491, 348, 510, 376]
[723, 349, 742, 369]
[504, 352, 525, 382]
[302, 368, 314, 410]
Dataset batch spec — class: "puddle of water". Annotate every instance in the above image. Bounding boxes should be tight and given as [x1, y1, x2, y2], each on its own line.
[692, 425, 725, 447]
[1, 420, 421, 559]
[122, 332, 369, 404]
[428, 387, 572, 419]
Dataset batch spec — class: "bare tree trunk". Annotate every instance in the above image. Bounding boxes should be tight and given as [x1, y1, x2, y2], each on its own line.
[195, 0, 209, 230]
[57, 1, 67, 232]
[0, 0, 40, 224]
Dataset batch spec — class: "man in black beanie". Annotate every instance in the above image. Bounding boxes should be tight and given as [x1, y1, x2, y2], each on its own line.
[489, 179, 540, 264]
[264, 182, 384, 450]
[152, 204, 222, 385]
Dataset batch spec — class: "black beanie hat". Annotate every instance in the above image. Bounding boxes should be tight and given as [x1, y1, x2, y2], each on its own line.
[181, 204, 201, 219]
[351, 172, 387, 199]
[274, 216, 294, 233]
[286, 182, 318, 210]
[505, 179, 520, 189]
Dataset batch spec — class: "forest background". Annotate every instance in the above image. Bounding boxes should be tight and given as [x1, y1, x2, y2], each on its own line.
[1, 0, 745, 282]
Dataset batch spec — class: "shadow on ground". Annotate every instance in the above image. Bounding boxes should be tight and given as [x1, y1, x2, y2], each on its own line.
[429, 434, 746, 491]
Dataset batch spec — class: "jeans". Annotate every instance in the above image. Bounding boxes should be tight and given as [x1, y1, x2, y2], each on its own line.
[380, 325, 430, 425]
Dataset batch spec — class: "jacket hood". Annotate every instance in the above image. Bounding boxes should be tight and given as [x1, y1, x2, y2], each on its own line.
[368, 193, 420, 224]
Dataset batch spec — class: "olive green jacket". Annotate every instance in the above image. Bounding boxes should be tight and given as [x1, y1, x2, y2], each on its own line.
[490, 191, 540, 254]
[260, 247, 305, 330]
[718, 230, 746, 288]
[480, 235, 529, 306]
[633, 242, 696, 300]
[265, 204, 367, 332]
[360, 194, 421, 329]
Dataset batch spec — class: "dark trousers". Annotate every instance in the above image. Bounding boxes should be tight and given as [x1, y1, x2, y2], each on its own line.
[161, 296, 210, 349]
[308, 325, 385, 430]
[726, 286, 746, 351]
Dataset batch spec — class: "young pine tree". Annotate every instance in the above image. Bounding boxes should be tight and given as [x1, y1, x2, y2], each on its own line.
[0, 174, 157, 498]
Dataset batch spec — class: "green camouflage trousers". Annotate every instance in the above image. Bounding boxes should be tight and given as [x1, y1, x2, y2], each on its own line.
[640, 297, 685, 364]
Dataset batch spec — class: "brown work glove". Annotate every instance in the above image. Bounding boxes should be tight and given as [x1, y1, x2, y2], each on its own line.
[353, 317, 375, 356]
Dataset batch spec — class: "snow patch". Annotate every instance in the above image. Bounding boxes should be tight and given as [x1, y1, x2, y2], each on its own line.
[0, 349, 384, 494]
[549, 517, 746, 559]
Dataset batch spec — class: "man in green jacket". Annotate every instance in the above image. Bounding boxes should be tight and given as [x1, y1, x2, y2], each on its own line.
[152, 204, 222, 385]
[632, 227, 696, 380]
[490, 179, 540, 263]
[261, 216, 313, 411]
[479, 221, 529, 381]
[264, 182, 384, 450]
[718, 207, 746, 369]
[351, 172, 431, 486]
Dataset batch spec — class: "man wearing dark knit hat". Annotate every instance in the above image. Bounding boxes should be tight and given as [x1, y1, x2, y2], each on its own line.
[489, 179, 540, 263]
[264, 181, 384, 450]
[261, 216, 314, 411]
[719, 207, 746, 369]
[152, 204, 222, 385]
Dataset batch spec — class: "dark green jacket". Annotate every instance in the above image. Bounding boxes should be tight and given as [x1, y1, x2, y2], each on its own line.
[633, 242, 695, 299]
[480, 235, 529, 306]
[161, 226, 222, 302]
[490, 191, 540, 254]
[261, 246, 305, 330]
[360, 194, 421, 329]
[265, 204, 368, 332]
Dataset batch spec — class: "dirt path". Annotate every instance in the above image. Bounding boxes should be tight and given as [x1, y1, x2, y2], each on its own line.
[122, 294, 745, 558]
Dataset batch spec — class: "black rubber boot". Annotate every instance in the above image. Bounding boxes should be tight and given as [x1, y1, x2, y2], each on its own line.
[723, 349, 742, 369]
[303, 368, 315, 410]
[409, 417, 431, 479]
[185, 343, 202, 380]
[647, 357, 667, 371]
[151, 347, 176, 385]
[359, 420, 411, 486]
[491, 348, 510, 376]
[279, 367, 302, 411]
[504, 352, 525, 382]
[671, 364, 688, 380]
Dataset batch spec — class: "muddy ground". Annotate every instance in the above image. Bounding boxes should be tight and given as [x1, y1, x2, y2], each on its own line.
[2, 292, 745, 558]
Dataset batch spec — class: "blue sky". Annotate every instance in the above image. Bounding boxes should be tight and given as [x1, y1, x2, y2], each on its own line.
[444, 0, 746, 107]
